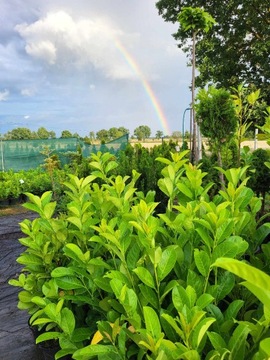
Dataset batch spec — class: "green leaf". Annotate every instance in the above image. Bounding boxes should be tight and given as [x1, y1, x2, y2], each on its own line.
[213, 258, 270, 310]
[133, 267, 155, 289]
[126, 242, 141, 269]
[224, 300, 244, 321]
[51, 267, 75, 278]
[172, 285, 189, 311]
[60, 308, 75, 335]
[158, 178, 174, 197]
[177, 182, 193, 199]
[143, 306, 162, 340]
[17, 254, 43, 266]
[193, 318, 216, 348]
[64, 243, 85, 263]
[157, 246, 177, 281]
[36, 331, 61, 343]
[73, 344, 116, 359]
[194, 249, 210, 277]
[228, 323, 250, 360]
[195, 227, 213, 251]
[139, 284, 159, 309]
[55, 276, 83, 290]
[67, 216, 82, 230]
[196, 294, 214, 309]
[207, 331, 227, 350]
[43, 201, 56, 219]
[216, 271, 235, 302]
[216, 220, 234, 243]
[212, 237, 248, 261]
[259, 338, 270, 358]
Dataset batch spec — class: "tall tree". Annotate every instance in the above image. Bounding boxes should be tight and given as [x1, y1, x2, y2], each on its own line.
[178, 7, 215, 163]
[156, 0, 270, 93]
[134, 125, 151, 141]
[156, 130, 164, 139]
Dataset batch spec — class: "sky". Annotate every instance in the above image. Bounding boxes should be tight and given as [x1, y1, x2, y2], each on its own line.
[0, 0, 192, 138]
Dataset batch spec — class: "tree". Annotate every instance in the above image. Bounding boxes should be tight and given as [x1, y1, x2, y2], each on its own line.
[118, 127, 129, 136]
[60, 130, 73, 138]
[155, 130, 164, 139]
[37, 127, 55, 139]
[96, 129, 109, 143]
[89, 131, 95, 141]
[178, 7, 215, 163]
[171, 131, 181, 140]
[134, 125, 151, 141]
[4, 127, 34, 140]
[156, 0, 270, 93]
[108, 127, 121, 140]
[196, 86, 238, 184]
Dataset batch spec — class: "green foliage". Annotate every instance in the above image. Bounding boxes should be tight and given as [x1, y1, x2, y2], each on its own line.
[133, 125, 151, 141]
[196, 87, 237, 142]
[178, 7, 216, 35]
[156, 0, 270, 92]
[9, 151, 270, 359]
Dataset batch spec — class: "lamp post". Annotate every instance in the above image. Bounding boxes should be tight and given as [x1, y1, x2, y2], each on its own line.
[0, 134, 4, 172]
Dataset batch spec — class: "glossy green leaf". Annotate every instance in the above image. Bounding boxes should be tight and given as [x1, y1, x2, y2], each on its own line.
[212, 237, 248, 261]
[228, 323, 250, 360]
[213, 258, 270, 309]
[207, 331, 227, 350]
[133, 267, 155, 289]
[216, 220, 234, 243]
[72, 344, 116, 359]
[216, 271, 235, 302]
[157, 246, 177, 281]
[172, 285, 189, 311]
[55, 276, 83, 290]
[61, 307, 75, 335]
[36, 331, 61, 344]
[196, 293, 214, 309]
[259, 338, 270, 357]
[194, 249, 210, 277]
[193, 318, 216, 348]
[143, 306, 162, 340]
[51, 267, 75, 278]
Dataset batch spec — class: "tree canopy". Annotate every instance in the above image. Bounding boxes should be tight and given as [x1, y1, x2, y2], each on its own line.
[156, 0, 270, 94]
[134, 125, 151, 141]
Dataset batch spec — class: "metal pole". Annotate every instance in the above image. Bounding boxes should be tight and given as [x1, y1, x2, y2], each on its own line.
[182, 107, 192, 146]
[254, 128, 258, 150]
[0, 138, 4, 172]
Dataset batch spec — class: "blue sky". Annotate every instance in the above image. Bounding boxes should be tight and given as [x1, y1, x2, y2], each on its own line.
[0, 0, 191, 137]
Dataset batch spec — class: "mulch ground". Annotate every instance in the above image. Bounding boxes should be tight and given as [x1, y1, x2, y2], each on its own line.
[0, 212, 46, 360]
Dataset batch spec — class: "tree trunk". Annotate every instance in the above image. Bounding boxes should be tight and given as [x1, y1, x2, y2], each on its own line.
[217, 148, 225, 187]
[191, 31, 197, 164]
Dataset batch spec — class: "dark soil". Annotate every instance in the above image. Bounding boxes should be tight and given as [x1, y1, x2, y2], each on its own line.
[0, 212, 51, 360]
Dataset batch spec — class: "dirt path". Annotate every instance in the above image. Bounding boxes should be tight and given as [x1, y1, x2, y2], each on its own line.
[0, 212, 44, 360]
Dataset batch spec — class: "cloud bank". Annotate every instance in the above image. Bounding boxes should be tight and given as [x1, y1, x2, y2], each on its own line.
[16, 11, 140, 80]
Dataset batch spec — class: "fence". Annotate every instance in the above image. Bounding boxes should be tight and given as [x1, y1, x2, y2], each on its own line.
[0, 134, 128, 171]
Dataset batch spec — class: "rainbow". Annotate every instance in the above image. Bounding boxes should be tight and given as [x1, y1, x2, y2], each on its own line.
[114, 39, 171, 136]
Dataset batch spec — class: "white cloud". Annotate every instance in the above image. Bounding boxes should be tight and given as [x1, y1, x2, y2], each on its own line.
[21, 87, 36, 97]
[0, 89, 9, 101]
[15, 11, 139, 80]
